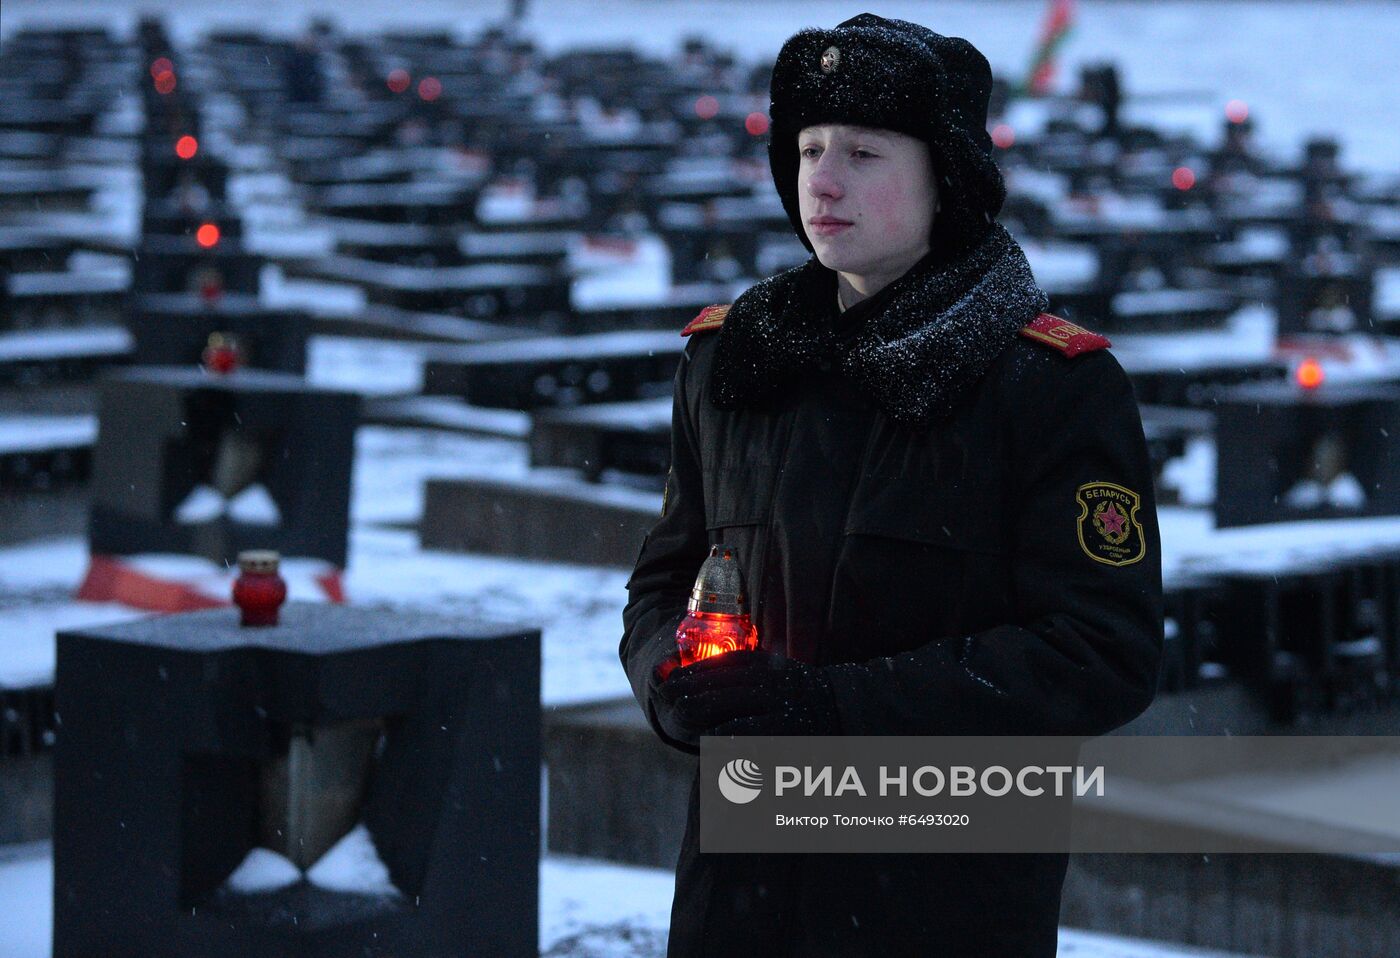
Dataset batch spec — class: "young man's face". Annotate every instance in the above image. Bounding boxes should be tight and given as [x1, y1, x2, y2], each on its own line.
[796, 124, 939, 289]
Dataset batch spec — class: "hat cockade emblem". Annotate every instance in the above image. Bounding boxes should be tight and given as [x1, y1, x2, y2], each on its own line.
[820, 46, 841, 74]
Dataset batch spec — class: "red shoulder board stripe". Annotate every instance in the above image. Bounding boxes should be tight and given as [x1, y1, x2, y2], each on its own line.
[1019, 312, 1111, 357]
[681, 303, 730, 337]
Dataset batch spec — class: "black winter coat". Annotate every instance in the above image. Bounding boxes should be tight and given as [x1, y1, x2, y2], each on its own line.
[620, 235, 1164, 958]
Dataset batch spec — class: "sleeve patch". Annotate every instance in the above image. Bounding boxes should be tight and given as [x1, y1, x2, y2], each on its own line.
[1075, 481, 1146, 566]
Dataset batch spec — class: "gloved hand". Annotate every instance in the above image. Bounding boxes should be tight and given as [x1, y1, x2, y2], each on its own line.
[657, 649, 841, 737]
[645, 643, 699, 750]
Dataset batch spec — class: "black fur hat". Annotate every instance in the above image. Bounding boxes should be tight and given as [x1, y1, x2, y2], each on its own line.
[767, 13, 1005, 263]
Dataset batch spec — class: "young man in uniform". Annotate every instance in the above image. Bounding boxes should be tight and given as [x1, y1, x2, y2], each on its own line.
[620, 14, 1163, 957]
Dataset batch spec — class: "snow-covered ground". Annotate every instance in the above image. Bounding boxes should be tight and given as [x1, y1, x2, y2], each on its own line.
[5, 0, 1400, 175]
[0, 842, 1269, 958]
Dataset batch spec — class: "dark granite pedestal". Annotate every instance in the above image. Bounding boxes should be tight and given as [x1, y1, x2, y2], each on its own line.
[88, 367, 359, 567]
[54, 603, 541, 958]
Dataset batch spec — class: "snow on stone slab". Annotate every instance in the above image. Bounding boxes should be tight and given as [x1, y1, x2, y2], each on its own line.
[0, 326, 131, 362]
[0, 847, 1275, 958]
[0, 525, 635, 706]
[428, 329, 681, 364]
[346, 526, 634, 707]
[1112, 303, 1276, 370]
[352, 426, 530, 525]
[1159, 506, 1400, 581]
[304, 334, 426, 395]
[1020, 238, 1099, 289]
[0, 415, 95, 455]
[0, 601, 144, 690]
[1377, 266, 1400, 320]
[7, 268, 128, 297]
[304, 823, 402, 897]
[364, 396, 533, 440]
[225, 483, 282, 526]
[1158, 436, 1216, 509]
[259, 266, 366, 317]
[222, 847, 302, 895]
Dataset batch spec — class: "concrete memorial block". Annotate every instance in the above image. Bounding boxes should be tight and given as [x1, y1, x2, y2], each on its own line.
[142, 197, 246, 242]
[299, 255, 567, 321]
[1137, 405, 1214, 503]
[0, 229, 77, 271]
[128, 292, 311, 373]
[3, 267, 129, 330]
[570, 280, 736, 334]
[0, 413, 94, 493]
[1214, 380, 1400, 527]
[1108, 287, 1239, 332]
[1275, 259, 1375, 336]
[328, 219, 462, 265]
[527, 397, 670, 482]
[142, 151, 229, 204]
[1214, 558, 1393, 723]
[424, 330, 680, 410]
[0, 168, 99, 212]
[311, 181, 479, 226]
[54, 603, 540, 958]
[0, 326, 132, 391]
[1116, 354, 1290, 408]
[88, 367, 359, 566]
[657, 206, 762, 284]
[133, 231, 261, 298]
[1159, 573, 1230, 694]
[0, 684, 56, 845]
[421, 471, 659, 567]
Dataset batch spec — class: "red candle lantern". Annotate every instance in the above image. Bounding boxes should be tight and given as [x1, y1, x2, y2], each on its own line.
[675, 545, 759, 666]
[202, 331, 242, 374]
[233, 550, 287, 627]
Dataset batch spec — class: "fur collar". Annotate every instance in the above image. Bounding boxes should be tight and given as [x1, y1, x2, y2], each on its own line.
[710, 223, 1047, 423]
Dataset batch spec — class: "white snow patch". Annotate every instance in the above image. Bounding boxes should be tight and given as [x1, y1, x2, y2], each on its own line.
[222, 847, 302, 895]
[0, 416, 95, 455]
[0, 846, 1276, 958]
[226, 483, 282, 525]
[305, 823, 402, 897]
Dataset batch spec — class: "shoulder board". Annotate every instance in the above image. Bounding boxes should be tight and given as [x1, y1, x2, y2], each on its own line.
[681, 303, 730, 337]
[1018, 312, 1111, 357]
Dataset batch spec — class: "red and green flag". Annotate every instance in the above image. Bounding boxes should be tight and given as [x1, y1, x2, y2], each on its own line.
[1022, 0, 1076, 97]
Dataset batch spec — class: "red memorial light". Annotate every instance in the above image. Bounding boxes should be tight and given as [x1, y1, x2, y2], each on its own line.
[201, 332, 242, 375]
[1296, 357, 1325, 390]
[233, 550, 287, 627]
[991, 123, 1016, 149]
[175, 135, 198, 160]
[418, 76, 442, 102]
[744, 112, 769, 137]
[154, 70, 177, 95]
[387, 68, 411, 94]
[1171, 166, 1196, 191]
[149, 57, 174, 78]
[1225, 99, 1249, 124]
[674, 545, 759, 667]
[195, 223, 221, 248]
[676, 610, 759, 667]
[694, 95, 720, 120]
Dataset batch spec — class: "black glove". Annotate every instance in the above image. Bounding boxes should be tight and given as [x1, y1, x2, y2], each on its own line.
[645, 641, 700, 750]
[657, 649, 842, 737]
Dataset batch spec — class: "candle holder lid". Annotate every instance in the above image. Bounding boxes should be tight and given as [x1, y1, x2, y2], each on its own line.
[687, 544, 749, 616]
[237, 549, 281, 575]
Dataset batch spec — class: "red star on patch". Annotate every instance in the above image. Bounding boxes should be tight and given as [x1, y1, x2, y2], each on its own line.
[1099, 503, 1127, 536]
